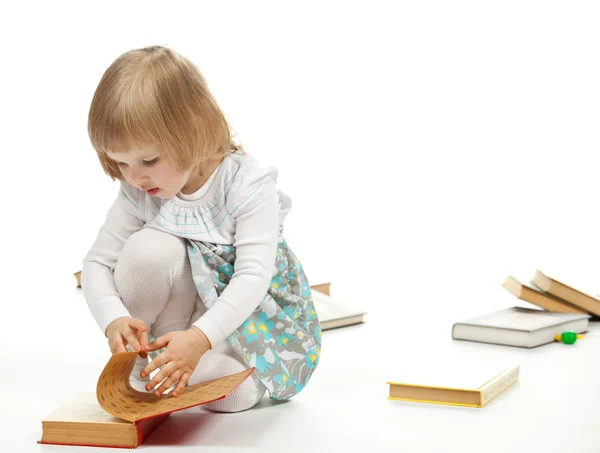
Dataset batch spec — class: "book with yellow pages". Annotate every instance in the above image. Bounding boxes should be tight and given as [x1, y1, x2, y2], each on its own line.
[502, 275, 586, 315]
[387, 364, 519, 408]
[39, 351, 254, 448]
[532, 269, 600, 318]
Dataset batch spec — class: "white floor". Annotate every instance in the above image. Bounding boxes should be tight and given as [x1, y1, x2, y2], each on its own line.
[4, 1, 600, 451]
[4, 277, 600, 452]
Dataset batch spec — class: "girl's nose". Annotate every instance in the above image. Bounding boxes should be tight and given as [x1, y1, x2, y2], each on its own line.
[129, 166, 146, 185]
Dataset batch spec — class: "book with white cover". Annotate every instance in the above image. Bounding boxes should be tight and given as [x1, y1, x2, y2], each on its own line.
[452, 307, 590, 348]
[311, 289, 367, 330]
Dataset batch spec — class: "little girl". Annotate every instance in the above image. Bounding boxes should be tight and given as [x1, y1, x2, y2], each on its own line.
[81, 45, 321, 413]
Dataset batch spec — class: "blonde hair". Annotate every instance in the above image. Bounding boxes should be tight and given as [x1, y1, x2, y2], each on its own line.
[88, 45, 241, 180]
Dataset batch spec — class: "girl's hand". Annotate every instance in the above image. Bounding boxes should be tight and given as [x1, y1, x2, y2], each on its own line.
[141, 327, 212, 397]
[105, 317, 149, 358]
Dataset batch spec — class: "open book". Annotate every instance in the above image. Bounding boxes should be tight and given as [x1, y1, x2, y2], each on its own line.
[39, 351, 253, 448]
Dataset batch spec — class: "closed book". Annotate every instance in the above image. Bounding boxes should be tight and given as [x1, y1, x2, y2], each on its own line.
[387, 364, 519, 408]
[452, 306, 590, 348]
[532, 269, 600, 317]
[502, 275, 586, 314]
[310, 287, 367, 330]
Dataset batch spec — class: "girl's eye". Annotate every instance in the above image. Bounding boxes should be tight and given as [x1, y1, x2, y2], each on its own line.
[117, 162, 128, 168]
[143, 158, 159, 166]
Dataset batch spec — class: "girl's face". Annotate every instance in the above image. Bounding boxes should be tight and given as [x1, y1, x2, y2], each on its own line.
[106, 147, 196, 199]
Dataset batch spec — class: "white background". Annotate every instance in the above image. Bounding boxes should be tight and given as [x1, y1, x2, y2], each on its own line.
[2, 1, 600, 452]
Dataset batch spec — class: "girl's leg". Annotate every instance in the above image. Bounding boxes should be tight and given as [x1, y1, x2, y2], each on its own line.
[188, 341, 267, 413]
[113, 227, 200, 391]
[114, 227, 263, 409]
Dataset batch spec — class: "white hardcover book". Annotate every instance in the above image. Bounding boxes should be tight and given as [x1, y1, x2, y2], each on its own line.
[452, 307, 590, 348]
[311, 289, 367, 331]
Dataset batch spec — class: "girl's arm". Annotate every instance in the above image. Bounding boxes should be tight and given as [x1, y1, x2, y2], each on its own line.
[82, 184, 145, 335]
[192, 190, 279, 347]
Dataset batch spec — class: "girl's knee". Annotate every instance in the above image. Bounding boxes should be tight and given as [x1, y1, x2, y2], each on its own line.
[203, 374, 266, 413]
[189, 348, 266, 413]
[116, 228, 187, 281]
[114, 228, 194, 322]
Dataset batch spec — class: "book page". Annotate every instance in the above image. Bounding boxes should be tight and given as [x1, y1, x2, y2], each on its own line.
[43, 393, 130, 424]
[96, 351, 254, 422]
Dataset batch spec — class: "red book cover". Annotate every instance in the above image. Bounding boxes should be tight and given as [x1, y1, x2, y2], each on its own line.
[39, 352, 255, 448]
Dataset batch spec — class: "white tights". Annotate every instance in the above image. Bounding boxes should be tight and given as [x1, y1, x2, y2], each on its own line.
[114, 227, 266, 412]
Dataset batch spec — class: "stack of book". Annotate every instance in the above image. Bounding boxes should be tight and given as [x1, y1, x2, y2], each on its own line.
[501, 269, 600, 318]
[451, 269, 597, 349]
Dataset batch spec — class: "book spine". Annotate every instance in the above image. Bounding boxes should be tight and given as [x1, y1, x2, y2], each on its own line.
[479, 365, 519, 406]
[38, 440, 133, 449]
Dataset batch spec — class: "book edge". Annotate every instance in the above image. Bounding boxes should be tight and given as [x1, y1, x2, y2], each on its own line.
[452, 309, 590, 333]
[536, 269, 600, 304]
[478, 364, 520, 406]
[386, 364, 520, 395]
[38, 440, 136, 449]
[386, 396, 481, 408]
[132, 368, 255, 423]
[505, 275, 588, 313]
[320, 314, 366, 331]
[386, 381, 484, 393]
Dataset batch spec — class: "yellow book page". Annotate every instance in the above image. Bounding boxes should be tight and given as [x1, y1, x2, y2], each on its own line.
[97, 351, 254, 422]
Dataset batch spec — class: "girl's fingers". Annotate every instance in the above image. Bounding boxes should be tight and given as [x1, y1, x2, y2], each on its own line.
[145, 333, 170, 352]
[172, 372, 191, 397]
[113, 337, 127, 353]
[130, 319, 147, 333]
[156, 369, 183, 397]
[139, 329, 149, 349]
[142, 351, 171, 381]
[146, 360, 176, 394]
[123, 328, 142, 352]
[138, 330, 149, 359]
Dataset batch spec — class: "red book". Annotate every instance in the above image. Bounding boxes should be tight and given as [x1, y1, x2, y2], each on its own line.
[39, 351, 254, 448]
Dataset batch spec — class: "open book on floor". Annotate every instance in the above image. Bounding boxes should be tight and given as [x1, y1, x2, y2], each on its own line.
[452, 306, 590, 348]
[39, 352, 254, 449]
[74, 271, 367, 331]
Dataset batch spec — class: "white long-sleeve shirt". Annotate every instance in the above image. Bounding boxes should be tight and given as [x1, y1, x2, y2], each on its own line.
[81, 152, 292, 347]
